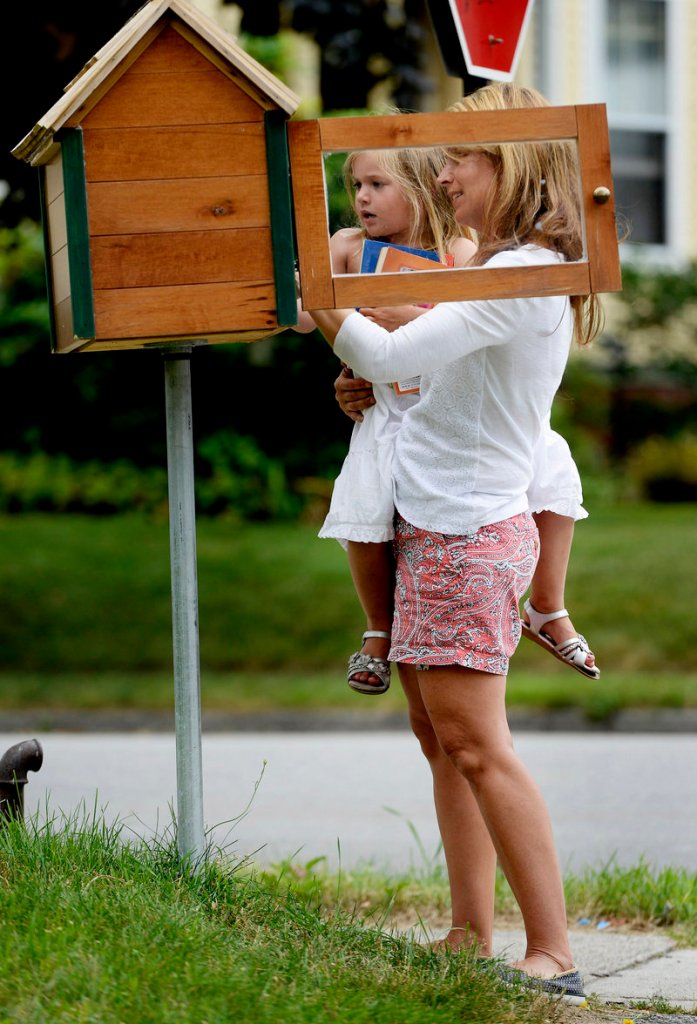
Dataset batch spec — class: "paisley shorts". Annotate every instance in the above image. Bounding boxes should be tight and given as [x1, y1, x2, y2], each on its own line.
[389, 512, 539, 676]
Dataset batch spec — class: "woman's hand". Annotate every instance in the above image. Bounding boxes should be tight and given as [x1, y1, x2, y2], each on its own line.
[358, 304, 429, 331]
[335, 365, 375, 422]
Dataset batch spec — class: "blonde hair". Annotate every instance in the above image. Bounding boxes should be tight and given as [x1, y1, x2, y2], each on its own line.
[448, 82, 602, 345]
[343, 147, 471, 260]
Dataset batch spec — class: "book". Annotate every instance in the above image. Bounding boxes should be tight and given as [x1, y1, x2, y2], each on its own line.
[359, 238, 443, 274]
[375, 245, 452, 274]
[358, 240, 451, 396]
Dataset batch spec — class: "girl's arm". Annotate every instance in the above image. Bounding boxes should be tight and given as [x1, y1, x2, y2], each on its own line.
[293, 229, 362, 334]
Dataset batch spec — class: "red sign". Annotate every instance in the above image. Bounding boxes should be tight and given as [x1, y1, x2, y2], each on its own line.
[446, 0, 535, 82]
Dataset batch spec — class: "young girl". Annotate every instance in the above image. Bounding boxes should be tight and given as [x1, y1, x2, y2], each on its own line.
[296, 147, 476, 693]
[299, 147, 598, 696]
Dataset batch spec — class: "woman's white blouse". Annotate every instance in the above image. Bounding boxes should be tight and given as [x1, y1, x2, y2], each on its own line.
[333, 245, 574, 535]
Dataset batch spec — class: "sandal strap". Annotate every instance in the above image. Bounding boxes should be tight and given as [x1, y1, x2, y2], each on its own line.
[362, 630, 391, 641]
[348, 652, 390, 673]
[347, 650, 391, 692]
[556, 634, 592, 658]
[523, 599, 569, 636]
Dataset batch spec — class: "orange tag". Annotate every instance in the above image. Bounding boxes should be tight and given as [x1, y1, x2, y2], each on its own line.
[393, 377, 420, 395]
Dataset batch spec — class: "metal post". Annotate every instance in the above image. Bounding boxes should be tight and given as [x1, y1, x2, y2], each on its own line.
[163, 347, 205, 865]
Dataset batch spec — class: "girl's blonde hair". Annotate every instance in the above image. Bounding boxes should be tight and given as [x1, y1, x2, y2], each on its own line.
[343, 147, 471, 260]
[448, 82, 603, 345]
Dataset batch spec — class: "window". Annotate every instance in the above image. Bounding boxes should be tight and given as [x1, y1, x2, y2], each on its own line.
[606, 0, 668, 247]
[533, 0, 671, 252]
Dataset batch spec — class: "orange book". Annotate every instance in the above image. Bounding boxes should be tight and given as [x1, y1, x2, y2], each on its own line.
[365, 245, 453, 396]
[375, 245, 451, 274]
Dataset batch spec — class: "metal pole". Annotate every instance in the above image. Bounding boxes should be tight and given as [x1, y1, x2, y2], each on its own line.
[163, 347, 205, 865]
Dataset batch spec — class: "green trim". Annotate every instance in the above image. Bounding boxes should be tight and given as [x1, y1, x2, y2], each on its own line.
[59, 128, 95, 341]
[38, 168, 59, 352]
[264, 109, 297, 327]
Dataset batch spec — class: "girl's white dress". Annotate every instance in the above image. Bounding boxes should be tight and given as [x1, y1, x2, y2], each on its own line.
[318, 383, 419, 548]
[319, 380, 586, 549]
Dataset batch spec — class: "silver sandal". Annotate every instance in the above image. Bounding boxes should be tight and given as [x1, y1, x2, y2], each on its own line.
[521, 600, 600, 679]
[347, 630, 391, 695]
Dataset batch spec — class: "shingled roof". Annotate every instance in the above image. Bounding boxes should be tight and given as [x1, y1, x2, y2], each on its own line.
[12, 0, 300, 166]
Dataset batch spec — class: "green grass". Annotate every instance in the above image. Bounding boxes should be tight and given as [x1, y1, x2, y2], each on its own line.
[1, 504, 696, 715]
[1, 812, 695, 1022]
[252, 849, 697, 949]
[0, 812, 554, 1024]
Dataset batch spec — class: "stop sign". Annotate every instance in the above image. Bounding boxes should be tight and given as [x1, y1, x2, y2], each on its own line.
[444, 0, 535, 82]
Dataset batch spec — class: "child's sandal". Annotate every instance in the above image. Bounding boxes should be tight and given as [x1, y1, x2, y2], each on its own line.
[347, 630, 391, 695]
[521, 600, 600, 679]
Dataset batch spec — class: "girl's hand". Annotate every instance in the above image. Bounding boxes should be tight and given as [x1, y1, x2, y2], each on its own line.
[335, 365, 375, 422]
[358, 304, 429, 331]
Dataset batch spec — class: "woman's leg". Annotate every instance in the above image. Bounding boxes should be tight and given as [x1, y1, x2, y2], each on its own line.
[417, 664, 574, 978]
[398, 663, 497, 954]
[347, 540, 394, 686]
[528, 511, 595, 671]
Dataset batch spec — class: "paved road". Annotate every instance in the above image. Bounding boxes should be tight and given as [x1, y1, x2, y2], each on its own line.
[5, 729, 697, 873]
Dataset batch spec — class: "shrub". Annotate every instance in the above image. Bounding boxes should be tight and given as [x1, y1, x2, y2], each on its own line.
[0, 443, 303, 519]
[626, 431, 697, 501]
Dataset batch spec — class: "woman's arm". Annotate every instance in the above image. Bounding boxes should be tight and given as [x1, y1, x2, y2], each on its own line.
[348, 236, 478, 332]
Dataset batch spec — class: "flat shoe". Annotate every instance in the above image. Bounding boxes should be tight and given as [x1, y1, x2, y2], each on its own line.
[522, 599, 600, 679]
[496, 965, 587, 1006]
[347, 630, 391, 695]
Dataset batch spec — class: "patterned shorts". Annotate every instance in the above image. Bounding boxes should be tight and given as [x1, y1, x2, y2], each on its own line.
[389, 512, 539, 676]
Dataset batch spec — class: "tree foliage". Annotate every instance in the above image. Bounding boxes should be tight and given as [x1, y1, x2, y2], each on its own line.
[2, 1, 435, 227]
[232, 0, 433, 111]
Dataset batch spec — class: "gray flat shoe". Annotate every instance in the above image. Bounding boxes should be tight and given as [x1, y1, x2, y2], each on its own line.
[347, 630, 391, 695]
[496, 965, 587, 1006]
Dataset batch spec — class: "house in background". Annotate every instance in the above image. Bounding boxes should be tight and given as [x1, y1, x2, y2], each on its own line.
[523, 0, 689, 267]
[210, 0, 686, 269]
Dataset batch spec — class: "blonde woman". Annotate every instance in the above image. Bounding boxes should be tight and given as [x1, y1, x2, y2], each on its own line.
[308, 82, 601, 1004]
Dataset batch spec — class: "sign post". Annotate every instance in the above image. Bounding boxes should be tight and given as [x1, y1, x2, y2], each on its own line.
[163, 347, 205, 865]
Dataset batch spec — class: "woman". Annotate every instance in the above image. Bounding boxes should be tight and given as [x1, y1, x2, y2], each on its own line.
[308, 82, 601, 1005]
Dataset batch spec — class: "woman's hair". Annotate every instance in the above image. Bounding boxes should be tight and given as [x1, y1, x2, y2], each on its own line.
[343, 147, 471, 260]
[448, 82, 602, 345]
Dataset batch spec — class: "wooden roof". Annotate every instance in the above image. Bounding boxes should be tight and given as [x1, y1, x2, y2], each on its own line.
[12, 0, 300, 165]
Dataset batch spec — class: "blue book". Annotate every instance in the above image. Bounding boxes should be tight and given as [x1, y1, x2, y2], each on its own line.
[359, 238, 441, 274]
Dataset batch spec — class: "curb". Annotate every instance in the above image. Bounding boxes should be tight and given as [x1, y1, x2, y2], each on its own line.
[2, 707, 697, 733]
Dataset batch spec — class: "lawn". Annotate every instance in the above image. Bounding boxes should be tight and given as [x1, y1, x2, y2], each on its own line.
[0, 814, 560, 1024]
[1, 504, 696, 717]
[1, 811, 694, 1022]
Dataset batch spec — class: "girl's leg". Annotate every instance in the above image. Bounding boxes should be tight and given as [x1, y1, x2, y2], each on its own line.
[398, 663, 497, 954]
[418, 664, 575, 978]
[347, 540, 394, 686]
[528, 511, 595, 671]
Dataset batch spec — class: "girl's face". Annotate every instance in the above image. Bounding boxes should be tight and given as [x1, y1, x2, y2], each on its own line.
[437, 151, 497, 232]
[350, 153, 412, 244]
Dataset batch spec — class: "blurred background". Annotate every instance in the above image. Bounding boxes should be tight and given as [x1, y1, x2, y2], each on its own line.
[1, 0, 695, 719]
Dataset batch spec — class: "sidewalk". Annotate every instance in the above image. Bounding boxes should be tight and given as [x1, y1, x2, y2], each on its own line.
[427, 925, 697, 1013]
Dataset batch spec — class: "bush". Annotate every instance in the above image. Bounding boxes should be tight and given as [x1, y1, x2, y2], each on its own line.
[0, 442, 303, 519]
[0, 452, 168, 515]
[195, 430, 300, 520]
[626, 431, 697, 501]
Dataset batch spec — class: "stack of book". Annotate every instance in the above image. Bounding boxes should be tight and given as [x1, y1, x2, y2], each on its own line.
[358, 240, 452, 395]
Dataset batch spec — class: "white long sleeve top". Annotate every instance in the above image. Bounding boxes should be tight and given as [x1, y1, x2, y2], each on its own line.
[333, 245, 574, 535]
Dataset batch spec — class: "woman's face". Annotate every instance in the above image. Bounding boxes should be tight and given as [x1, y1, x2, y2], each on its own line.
[437, 150, 497, 232]
[349, 153, 412, 244]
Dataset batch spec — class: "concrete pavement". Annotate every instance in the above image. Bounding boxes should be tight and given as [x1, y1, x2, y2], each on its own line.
[3, 728, 697, 1011]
